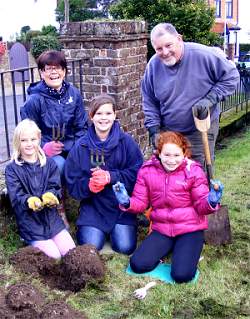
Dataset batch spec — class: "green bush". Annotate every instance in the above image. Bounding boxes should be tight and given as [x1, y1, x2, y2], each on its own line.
[31, 35, 62, 59]
[25, 30, 42, 42]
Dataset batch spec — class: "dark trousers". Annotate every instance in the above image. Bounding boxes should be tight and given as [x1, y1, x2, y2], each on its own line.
[77, 224, 137, 255]
[130, 230, 204, 283]
[184, 119, 219, 170]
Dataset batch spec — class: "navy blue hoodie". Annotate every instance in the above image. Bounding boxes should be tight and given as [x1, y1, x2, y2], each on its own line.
[20, 80, 88, 154]
[64, 121, 143, 233]
[5, 158, 65, 242]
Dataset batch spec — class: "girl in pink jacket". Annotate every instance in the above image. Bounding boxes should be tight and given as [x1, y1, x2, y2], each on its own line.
[113, 131, 223, 283]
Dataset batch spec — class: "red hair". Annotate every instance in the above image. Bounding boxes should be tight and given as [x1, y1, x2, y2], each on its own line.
[156, 131, 192, 158]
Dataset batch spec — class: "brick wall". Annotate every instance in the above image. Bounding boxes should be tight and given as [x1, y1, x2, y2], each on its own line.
[59, 20, 149, 149]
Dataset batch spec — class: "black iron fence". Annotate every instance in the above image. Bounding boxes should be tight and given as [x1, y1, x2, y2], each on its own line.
[0, 63, 249, 164]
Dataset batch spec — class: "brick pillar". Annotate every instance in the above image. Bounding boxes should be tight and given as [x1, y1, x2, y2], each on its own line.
[59, 20, 149, 148]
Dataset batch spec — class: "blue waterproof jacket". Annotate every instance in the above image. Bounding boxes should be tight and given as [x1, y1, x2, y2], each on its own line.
[5, 158, 65, 242]
[64, 121, 143, 233]
[20, 80, 88, 154]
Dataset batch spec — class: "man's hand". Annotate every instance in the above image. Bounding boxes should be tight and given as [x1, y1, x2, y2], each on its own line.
[148, 126, 160, 149]
[27, 196, 43, 211]
[208, 179, 224, 208]
[192, 99, 212, 120]
[192, 91, 219, 120]
[112, 182, 130, 207]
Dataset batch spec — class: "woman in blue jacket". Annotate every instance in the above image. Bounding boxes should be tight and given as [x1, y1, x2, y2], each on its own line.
[20, 50, 88, 174]
[65, 94, 143, 254]
[20, 50, 88, 227]
[5, 119, 76, 259]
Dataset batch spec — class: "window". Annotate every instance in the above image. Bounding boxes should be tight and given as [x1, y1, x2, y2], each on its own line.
[215, 0, 221, 18]
[226, 0, 233, 18]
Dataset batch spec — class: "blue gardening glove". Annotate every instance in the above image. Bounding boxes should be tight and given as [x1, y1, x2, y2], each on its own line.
[192, 91, 219, 120]
[148, 126, 160, 149]
[112, 182, 130, 207]
[208, 179, 224, 208]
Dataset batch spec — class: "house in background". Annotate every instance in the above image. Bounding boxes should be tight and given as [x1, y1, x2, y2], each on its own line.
[207, 0, 240, 60]
[237, 0, 250, 45]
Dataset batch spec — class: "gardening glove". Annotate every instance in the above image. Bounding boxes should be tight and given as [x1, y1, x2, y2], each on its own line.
[192, 91, 219, 120]
[148, 126, 160, 149]
[42, 192, 59, 207]
[208, 179, 224, 208]
[89, 178, 105, 193]
[91, 169, 111, 187]
[27, 196, 43, 211]
[43, 141, 64, 157]
[112, 182, 130, 207]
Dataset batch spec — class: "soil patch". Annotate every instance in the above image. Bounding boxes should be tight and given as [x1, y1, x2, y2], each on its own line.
[9, 244, 105, 292]
[0, 284, 88, 318]
[40, 301, 88, 319]
[9, 246, 57, 276]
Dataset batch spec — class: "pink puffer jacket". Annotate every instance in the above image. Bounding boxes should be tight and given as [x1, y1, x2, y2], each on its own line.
[127, 155, 218, 237]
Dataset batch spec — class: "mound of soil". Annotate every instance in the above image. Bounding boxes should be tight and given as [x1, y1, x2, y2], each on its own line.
[59, 244, 105, 292]
[9, 246, 57, 276]
[40, 301, 88, 319]
[6, 283, 44, 311]
[0, 284, 88, 319]
[0, 284, 42, 318]
[9, 244, 105, 292]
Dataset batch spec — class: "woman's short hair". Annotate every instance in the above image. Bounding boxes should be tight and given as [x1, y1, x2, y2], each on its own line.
[12, 119, 46, 166]
[89, 94, 116, 118]
[156, 131, 192, 158]
[37, 50, 67, 72]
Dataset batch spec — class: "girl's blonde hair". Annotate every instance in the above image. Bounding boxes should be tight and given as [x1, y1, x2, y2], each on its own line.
[12, 119, 46, 166]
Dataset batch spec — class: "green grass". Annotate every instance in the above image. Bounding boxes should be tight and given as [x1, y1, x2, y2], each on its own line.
[0, 127, 249, 319]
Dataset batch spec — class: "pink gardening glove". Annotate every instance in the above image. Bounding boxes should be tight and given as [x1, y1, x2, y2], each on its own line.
[91, 169, 111, 187]
[43, 141, 64, 157]
[89, 178, 105, 193]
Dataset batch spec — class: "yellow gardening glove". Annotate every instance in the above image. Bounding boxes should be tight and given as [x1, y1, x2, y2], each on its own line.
[27, 196, 43, 211]
[42, 192, 59, 207]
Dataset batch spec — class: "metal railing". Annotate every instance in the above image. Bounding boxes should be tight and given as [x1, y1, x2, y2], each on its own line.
[220, 70, 250, 113]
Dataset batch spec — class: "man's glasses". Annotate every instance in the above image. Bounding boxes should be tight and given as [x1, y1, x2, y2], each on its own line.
[43, 66, 63, 73]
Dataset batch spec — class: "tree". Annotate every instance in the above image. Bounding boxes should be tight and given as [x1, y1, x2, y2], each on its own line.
[55, 0, 103, 23]
[41, 25, 58, 37]
[21, 26, 31, 34]
[110, 0, 221, 50]
[31, 35, 62, 59]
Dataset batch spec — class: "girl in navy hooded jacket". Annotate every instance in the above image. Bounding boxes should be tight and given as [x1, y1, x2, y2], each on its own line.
[5, 119, 76, 259]
[65, 94, 143, 255]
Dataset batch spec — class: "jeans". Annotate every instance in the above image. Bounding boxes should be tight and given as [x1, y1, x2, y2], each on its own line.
[77, 224, 137, 255]
[51, 155, 65, 182]
[130, 230, 204, 283]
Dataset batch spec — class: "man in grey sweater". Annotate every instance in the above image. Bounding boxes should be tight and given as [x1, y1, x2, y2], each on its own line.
[142, 22, 239, 167]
